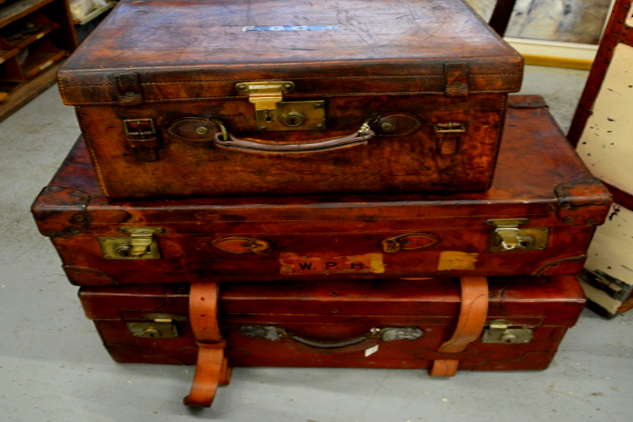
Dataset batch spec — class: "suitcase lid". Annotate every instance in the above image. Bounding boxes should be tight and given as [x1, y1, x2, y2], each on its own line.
[58, 0, 523, 106]
[32, 96, 612, 237]
[79, 276, 586, 327]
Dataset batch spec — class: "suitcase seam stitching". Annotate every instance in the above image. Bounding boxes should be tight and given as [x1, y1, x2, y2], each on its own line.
[62, 74, 520, 88]
[76, 106, 110, 198]
[61, 90, 520, 105]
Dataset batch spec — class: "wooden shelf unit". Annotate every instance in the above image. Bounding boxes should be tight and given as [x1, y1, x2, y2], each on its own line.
[0, 0, 77, 122]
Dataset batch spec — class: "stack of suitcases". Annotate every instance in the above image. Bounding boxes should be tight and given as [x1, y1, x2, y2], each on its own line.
[32, 0, 613, 407]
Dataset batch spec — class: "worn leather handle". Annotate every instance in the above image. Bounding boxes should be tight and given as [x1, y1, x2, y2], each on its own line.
[239, 325, 423, 352]
[291, 335, 369, 349]
[430, 276, 489, 377]
[183, 283, 231, 408]
[213, 119, 375, 155]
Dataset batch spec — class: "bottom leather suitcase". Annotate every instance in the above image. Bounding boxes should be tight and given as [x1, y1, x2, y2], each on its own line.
[79, 276, 586, 405]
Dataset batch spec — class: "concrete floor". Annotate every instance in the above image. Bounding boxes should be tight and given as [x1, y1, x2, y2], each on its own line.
[1, 66, 632, 422]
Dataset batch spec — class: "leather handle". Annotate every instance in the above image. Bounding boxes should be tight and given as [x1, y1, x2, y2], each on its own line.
[183, 283, 231, 408]
[213, 119, 375, 155]
[239, 325, 423, 351]
[291, 335, 369, 349]
[430, 276, 489, 377]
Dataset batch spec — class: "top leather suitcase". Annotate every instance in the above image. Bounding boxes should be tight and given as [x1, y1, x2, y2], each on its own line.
[57, 0, 523, 199]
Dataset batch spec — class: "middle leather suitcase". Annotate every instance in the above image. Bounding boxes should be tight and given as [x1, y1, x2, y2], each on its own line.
[57, 0, 523, 199]
[32, 96, 612, 286]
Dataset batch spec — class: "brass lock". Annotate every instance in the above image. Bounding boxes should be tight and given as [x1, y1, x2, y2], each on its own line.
[98, 227, 163, 259]
[236, 81, 325, 131]
[127, 318, 179, 338]
[486, 219, 549, 252]
[482, 320, 534, 344]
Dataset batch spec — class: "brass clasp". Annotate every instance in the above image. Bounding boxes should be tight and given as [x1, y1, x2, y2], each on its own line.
[482, 320, 534, 344]
[486, 219, 549, 252]
[127, 317, 179, 338]
[98, 227, 164, 259]
[236, 81, 325, 131]
[434, 122, 466, 134]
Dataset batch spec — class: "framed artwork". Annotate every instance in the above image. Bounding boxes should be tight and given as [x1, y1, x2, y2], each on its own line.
[467, 0, 616, 68]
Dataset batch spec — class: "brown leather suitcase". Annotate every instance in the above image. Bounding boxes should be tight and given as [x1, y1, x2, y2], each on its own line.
[57, 0, 522, 199]
[79, 276, 586, 405]
[32, 96, 611, 285]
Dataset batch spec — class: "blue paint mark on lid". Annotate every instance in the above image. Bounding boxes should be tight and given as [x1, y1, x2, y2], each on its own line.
[242, 25, 339, 32]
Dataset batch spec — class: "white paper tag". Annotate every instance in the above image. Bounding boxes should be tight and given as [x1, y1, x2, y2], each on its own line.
[242, 25, 339, 32]
[364, 345, 379, 357]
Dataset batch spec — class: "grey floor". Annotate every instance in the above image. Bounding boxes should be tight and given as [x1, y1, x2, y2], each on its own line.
[1, 66, 632, 422]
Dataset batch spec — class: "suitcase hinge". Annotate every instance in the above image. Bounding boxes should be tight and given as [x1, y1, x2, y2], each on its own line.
[482, 320, 534, 344]
[236, 81, 326, 132]
[486, 219, 549, 252]
[98, 227, 164, 259]
[444, 62, 469, 97]
[123, 118, 159, 162]
[127, 317, 179, 338]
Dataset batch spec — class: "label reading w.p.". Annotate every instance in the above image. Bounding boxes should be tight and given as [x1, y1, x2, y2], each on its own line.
[280, 252, 384, 275]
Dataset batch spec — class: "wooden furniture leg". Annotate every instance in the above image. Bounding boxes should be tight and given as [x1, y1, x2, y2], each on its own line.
[183, 283, 231, 407]
[488, 0, 517, 37]
[430, 276, 489, 377]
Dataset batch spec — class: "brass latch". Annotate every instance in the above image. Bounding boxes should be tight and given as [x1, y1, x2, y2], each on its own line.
[127, 317, 179, 338]
[236, 81, 325, 131]
[123, 118, 159, 161]
[123, 118, 157, 148]
[98, 227, 164, 259]
[486, 219, 549, 252]
[434, 122, 466, 134]
[482, 320, 534, 344]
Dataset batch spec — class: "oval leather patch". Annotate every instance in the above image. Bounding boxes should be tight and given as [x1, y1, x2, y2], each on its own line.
[211, 237, 271, 255]
[166, 117, 218, 142]
[373, 112, 423, 137]
[382, 233, 439, 253]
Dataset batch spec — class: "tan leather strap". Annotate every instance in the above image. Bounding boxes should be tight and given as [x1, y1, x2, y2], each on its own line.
[183, 283, 231, 408]
[430, 276, 489, 377]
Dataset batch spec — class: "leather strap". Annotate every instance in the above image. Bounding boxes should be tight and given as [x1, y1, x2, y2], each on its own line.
[444, 63, 469, 97]
[430, 276, 489, 377]
[183, 283, 231, 408]
[115, 73, 143, 105]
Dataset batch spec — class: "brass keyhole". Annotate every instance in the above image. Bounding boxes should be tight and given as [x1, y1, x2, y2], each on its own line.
[116, 245, 132, 257]
[116, 244, 150, 257]
[502, 333, 517, 343]
[281, 111, 305, 127]
[144, 327, 159, 338]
